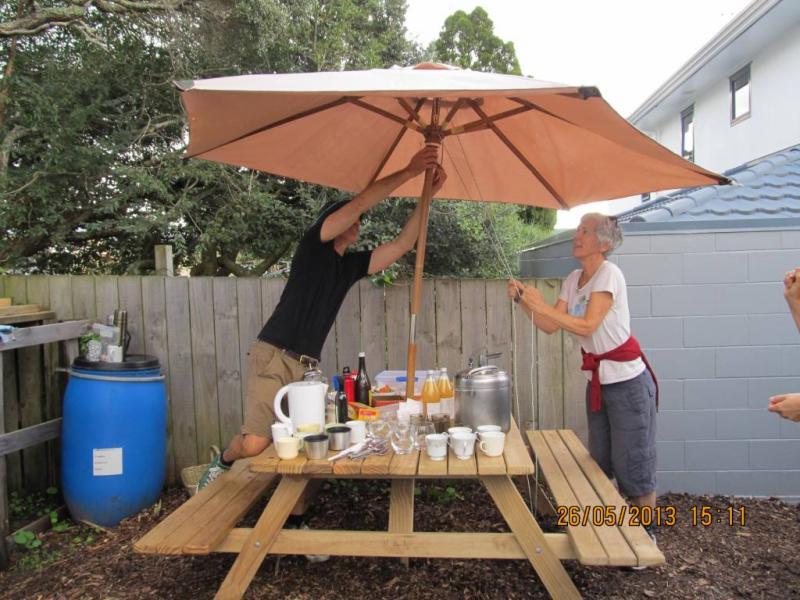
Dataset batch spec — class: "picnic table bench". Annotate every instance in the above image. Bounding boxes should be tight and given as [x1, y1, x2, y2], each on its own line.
[528, 429, 664, 569]
[135, 422, 663, 599]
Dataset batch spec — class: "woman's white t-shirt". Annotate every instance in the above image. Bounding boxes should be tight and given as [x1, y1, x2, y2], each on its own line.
[559, 260, 645, 385]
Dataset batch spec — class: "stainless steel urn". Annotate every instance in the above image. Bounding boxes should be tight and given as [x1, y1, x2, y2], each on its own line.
[454, 366, 511, 432]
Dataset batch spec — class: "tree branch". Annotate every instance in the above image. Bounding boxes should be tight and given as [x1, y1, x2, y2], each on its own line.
[219, 253, 250, 277]
[0, 1, 193, 37]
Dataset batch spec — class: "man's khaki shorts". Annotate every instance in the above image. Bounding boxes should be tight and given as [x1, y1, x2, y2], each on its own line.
[242, 341, 307, 440]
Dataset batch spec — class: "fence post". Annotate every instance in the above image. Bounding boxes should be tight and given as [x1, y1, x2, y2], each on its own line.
[154, 245, 174, 277]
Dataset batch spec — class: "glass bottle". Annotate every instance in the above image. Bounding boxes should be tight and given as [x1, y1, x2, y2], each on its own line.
[421, 370, 440, 417]
[355, 352, 371, 407]
[437, 367, 454, 418]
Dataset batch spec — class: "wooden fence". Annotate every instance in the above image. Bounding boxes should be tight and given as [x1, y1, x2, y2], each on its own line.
[0, 275, 587, 489]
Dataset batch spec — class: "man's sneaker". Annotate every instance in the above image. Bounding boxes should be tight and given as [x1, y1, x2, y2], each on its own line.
[196, 454, 231, 493]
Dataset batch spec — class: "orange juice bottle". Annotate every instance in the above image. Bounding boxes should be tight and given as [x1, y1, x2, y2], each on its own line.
[421, 370, 440, 417]
[437, 367, 454, 418]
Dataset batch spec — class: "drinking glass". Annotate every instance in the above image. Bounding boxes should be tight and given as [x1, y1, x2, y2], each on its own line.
[431, 413, 450, 434]
[412, 420, 434, 450]
[391, 426, 414, 455]
[367, 418, 391, 441]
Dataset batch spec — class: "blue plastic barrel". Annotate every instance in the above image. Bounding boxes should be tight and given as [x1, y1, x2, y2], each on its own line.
[61, 354, 166, 527]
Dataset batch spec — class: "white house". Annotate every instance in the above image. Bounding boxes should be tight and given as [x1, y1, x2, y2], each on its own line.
[612, 0, 800, 214]
[520, 0, 800, 501]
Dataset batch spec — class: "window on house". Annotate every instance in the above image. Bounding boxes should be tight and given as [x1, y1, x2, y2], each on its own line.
[681, 106, 694, 162]
[730, 65, 751, 123]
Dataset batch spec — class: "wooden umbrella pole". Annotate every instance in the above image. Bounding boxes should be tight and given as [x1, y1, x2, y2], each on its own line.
[404, 164, 435, 405]
[405, 98, 441, 410]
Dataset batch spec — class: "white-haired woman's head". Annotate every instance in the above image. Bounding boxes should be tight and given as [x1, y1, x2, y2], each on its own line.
[578, 213, 623, 256]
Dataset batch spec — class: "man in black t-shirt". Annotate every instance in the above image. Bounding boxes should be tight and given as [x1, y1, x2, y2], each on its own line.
[198, 145, 445, 491]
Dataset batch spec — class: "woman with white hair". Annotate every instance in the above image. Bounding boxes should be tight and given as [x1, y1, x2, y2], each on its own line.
[509, 213, 659, 540]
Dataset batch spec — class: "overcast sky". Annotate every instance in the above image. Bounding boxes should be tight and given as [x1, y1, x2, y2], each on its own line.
[404, 0, 752, 227]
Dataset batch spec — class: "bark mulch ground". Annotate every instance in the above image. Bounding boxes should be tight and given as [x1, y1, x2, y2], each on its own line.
[1, 479, 798, 599]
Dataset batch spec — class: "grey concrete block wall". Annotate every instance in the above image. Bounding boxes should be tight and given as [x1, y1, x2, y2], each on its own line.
[519, 224, 800, 501]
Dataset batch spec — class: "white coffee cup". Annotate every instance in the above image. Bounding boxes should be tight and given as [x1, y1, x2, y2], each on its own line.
[425, 433, 448, 461]
[447, 426, 472, 436]
[478, 431, 506, 457]
[275, 436, 300, 460]
[346, 420, 367, 444]
[449, 432, 477, 460]
[271, 422, 292, 441]
[476, 424, 502, 436]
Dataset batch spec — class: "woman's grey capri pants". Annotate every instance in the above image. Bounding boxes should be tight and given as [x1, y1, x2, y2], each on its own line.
[586, 369, 657, 498]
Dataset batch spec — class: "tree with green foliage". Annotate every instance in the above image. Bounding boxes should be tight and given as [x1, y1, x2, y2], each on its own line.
[0, 1, 553, 278]
[416, 5, 555, 276]
[0, 1, 421, 275]
[430, 6, 521, 74]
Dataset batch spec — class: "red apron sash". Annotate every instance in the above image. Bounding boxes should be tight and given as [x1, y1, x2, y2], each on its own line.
[581, 336, 659, 412]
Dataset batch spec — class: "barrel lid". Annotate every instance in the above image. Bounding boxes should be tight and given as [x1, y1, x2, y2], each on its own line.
[72, 354, 160, 371]
[455, 365, 509, 389]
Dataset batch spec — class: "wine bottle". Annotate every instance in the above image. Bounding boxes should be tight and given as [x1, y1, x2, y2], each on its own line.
[355, 352, 371, 406]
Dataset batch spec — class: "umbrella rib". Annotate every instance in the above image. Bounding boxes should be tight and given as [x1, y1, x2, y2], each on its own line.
[510, 97, 582, 129]
[366, 99, 427, 187]
[396, 98, 428, 128]
[348, 99, 424, 133]
[444, 104, 535, 136]
[439, 98, 465, 131]
[511, 97, 731, 184]
[185, 96, 357, 159]
[466, 99, 569, 209]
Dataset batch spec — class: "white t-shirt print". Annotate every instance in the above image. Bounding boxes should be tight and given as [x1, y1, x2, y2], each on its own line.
[559, 260, 645, 385]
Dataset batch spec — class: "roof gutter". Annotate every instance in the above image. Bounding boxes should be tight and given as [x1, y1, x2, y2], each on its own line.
[628, 0, 780, 123]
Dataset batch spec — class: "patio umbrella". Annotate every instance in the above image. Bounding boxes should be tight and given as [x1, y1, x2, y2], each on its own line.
[177, 63, 728, 401]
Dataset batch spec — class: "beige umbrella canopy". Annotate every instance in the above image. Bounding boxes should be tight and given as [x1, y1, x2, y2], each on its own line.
[178, 62, 728, 400]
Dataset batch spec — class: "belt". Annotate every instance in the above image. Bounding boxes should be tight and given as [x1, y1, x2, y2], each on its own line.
[264, 341, 319, 368]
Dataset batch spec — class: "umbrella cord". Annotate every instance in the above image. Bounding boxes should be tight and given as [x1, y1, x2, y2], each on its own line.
[481, 203, 540, 515]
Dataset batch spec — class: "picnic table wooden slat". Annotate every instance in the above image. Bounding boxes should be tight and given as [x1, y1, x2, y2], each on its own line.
[276, 454, 307, 475]
[558, 429, 664, 566]
[541, 429, 636, 566]
[503, 420, 534, 475]
[447, 447, 477, 476]
[302, 451, 335, 475]
[360, 449, 393, 475]
[215, 529, 577, 560]
[249, 444, 279, 472]
[389, 449, 419, 476]
[476, 448, 507, 475]
[134, 457, 276, 555]
[527, 430, 608, 565]
[416, 446, 447, 476]
[332, 454, 365, 475]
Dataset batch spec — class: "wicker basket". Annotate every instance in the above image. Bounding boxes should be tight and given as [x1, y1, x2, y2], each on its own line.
[181, 445, 221, 496]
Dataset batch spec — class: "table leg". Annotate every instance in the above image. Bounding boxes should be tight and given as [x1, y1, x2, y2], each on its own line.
[389, 478, 414, 566]
[215, 475, 310, 600]
[482, 476, 581, 600]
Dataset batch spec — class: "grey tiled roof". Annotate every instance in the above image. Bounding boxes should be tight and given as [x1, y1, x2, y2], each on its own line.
[617, 144, 800, 223]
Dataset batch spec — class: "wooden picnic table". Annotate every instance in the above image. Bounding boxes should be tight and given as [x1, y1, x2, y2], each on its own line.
[135, 421, 664, 600]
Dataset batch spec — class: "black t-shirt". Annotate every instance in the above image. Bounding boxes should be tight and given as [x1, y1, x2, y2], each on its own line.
[258, 203, 372, 359]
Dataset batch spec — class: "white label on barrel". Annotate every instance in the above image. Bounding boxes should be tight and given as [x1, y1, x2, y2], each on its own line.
[93, 448, 123, 476]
